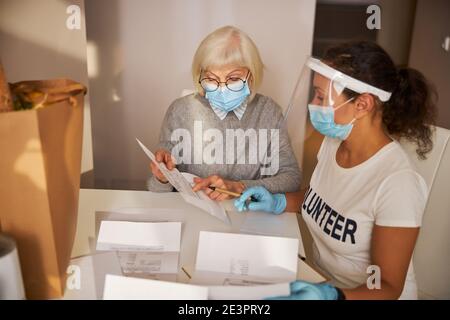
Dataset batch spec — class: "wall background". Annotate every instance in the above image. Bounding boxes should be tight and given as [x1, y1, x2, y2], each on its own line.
[409, 0, 450, 130]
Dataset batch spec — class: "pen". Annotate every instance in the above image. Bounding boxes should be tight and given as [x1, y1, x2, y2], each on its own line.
[208, 186, 241, 198]
[208, 186, 257, 201]
[181, 266, 192, 279]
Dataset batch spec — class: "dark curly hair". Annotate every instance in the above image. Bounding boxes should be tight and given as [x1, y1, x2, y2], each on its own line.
[322, 41, 437, 159]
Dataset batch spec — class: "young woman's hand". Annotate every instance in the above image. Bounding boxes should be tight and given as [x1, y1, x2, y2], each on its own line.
[192, 175, 245, 201]
[234, 186, 287, 214]
[149, 149, 176, 184]
[266, 281, 341, 300]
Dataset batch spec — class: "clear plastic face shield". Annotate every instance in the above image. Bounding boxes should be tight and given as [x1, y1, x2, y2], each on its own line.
[284, 57, 392, 142]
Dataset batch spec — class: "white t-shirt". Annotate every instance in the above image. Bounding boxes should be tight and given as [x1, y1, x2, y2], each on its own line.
[301, 137, 428, 300]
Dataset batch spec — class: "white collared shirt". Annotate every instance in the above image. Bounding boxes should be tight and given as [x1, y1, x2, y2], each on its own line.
[210, 102, 248, 120]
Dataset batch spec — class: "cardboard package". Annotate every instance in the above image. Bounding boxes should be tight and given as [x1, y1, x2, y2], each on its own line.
[0, 79, 86, 299]
[0, 62, 13, 112]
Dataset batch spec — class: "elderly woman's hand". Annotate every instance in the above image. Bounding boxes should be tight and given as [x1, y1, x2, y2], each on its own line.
[192, 175, 245, 201]
[149, 149, 176, 184]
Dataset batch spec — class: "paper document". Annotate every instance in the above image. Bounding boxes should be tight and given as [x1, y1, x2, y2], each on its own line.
[136, 138, 198, 198]
[94, 208, 183, 281]
[136, 138, 230, 224]
[102, 274, 288, 300]
[181, 172, 230, 224]
[208, 282, 290, 300]
[103, 274, 208, 300]
[96, 221, 181, 252]
[192, 231, 298, 285]
[117, 251, 179, 274]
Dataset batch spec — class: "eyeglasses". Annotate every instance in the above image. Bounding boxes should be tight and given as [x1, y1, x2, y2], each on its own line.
[199, 70, 250, 92]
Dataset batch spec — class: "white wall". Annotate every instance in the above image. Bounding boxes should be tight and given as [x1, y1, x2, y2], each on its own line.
[409, 0, 450, 130]
[85, 0, 317, 190]
[377, 0, 416, 66]
[0, 0, 94, 186]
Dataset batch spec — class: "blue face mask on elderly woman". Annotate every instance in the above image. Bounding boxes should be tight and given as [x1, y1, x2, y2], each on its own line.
[205, 83, 250, 112]
[202, 71, 251, 113]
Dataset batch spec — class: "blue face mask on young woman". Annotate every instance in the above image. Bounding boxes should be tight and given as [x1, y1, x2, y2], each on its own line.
[308, 98, 355, 140]
[205, 82, 250, 112]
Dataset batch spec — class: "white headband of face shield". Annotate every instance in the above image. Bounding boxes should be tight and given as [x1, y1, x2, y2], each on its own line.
[306, 57, 392, 102]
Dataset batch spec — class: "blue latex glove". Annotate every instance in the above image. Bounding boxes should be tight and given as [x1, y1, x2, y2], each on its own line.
[234, 186, 287, 215]
[267, 281, 339, 300]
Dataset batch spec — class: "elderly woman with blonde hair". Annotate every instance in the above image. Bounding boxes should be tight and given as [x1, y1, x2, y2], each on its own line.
[147, 26, 301, 200]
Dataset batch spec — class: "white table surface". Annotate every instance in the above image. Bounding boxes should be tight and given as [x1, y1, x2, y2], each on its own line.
[65, 189, 325, 299]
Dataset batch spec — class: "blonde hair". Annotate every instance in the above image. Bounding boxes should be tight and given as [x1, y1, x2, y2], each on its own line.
[192, 26, 264, 101]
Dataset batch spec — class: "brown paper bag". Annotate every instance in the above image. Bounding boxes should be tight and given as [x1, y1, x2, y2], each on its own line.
[0, 62, 13, 112]
[0, 79, 86, 299]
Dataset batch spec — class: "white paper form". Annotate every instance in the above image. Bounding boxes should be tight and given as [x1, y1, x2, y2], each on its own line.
[208, 282, 290, 300]
[102, 274, 287, 300]
[125, 272, 178, 282]
[117, 252, 179, 274]
[95, 211, 186, 280]
[192, 231, 299, 285]
[136, 138, 230, 224]
[136, 138, 198, 198]
[181, 172, 230, 224]
[96, 221, 181, 252]
[103, 274, 208, 300]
